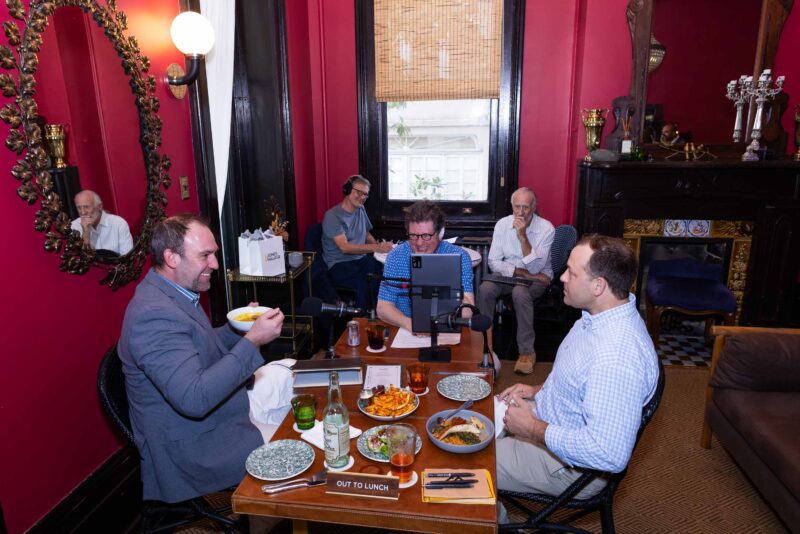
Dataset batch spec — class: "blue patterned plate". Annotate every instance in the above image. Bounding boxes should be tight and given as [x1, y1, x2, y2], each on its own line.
[356, 424, 423, 462]
[245, 439, 315, 481]
[436, 374, 491, 402]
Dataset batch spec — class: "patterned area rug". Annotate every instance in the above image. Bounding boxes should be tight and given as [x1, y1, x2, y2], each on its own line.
[175, 365, 788, 534]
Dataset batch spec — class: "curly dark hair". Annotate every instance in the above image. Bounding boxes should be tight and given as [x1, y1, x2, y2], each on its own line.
[403, 200, 445, 233]
[150, 213, 210, 267]
[577, 234, 638, 299]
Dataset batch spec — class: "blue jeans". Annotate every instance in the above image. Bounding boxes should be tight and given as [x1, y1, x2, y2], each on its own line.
[328, 255, 382, 309]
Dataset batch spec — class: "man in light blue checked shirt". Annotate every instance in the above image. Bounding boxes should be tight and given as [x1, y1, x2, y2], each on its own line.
[496, 234, 659, 503]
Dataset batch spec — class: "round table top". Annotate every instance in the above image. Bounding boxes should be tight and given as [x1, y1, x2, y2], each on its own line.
[374, 244, 481, 267]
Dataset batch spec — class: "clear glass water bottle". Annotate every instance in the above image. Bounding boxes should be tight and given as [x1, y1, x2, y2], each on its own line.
[323, 370, 350, 468]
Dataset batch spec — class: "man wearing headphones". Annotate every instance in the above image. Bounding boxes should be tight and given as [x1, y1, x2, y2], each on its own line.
[322, 175, 392, 309]
[377, 200, 474, 332]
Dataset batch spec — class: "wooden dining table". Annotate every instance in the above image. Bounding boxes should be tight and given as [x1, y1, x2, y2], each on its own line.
[232, 319, 498, 533]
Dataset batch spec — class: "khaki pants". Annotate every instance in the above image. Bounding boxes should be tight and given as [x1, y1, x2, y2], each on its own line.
[496, 399, 607, 499]
[497, 436, 607, 498]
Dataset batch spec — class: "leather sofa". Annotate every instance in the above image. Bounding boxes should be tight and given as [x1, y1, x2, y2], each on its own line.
[701, 326, 800, 533]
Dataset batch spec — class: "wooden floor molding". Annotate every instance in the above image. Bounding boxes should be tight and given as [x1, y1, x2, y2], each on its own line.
[28, 445, 141, 534]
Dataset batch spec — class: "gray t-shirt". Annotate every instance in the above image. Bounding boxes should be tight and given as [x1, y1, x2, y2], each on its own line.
[321, 205, 373, 268]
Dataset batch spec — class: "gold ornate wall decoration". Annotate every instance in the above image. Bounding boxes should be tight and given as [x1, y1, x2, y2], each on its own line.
[0, 0, 171, 290]
[623, 219, 753, 322]
[728, 240, 750, 318]
[623, 219, 663, 236]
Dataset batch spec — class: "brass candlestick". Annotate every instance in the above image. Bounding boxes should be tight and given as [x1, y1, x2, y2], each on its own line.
[44, 123, 68, 169]
[581, 109, 608, 161]
[794, 104, 800, 162]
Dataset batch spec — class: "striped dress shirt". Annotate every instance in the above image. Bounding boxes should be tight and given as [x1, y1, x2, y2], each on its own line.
[535, 294, 659, 473]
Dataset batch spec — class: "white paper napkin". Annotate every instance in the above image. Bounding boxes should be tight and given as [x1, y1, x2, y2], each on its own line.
[494, 396, 508, 439]
[300, 420, 362, 450]
[248, 359, 296, 425]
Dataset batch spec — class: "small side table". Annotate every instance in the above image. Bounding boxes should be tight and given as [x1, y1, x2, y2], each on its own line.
[226, 252, 314, 357]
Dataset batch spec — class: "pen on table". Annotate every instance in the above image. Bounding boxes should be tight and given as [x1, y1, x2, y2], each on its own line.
[432, 371, 489, 376]
[426, 472, 476, 478]
[424, 481, 477, 489]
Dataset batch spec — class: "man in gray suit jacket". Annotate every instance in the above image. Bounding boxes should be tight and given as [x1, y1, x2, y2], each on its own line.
[118, 214, 284, 503]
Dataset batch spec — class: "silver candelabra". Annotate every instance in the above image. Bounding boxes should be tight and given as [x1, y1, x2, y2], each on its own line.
[726, 75, 751, 143]
[728, 69, 785, 161]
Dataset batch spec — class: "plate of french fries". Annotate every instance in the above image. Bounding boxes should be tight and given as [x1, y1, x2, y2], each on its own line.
[357, 385, 419, 421]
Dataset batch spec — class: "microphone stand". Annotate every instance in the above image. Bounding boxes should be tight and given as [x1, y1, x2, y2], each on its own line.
[478, 329, 496, 383]
[453, 303, 494, 382]
[419, 289, 451, 362]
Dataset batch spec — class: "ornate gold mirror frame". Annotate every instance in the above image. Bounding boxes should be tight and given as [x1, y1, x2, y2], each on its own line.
[606, 0, 793, 149]
[0, 0, 170, 289]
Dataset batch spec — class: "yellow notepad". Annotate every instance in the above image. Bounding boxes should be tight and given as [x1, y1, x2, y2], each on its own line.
[421, 468, 496, 505]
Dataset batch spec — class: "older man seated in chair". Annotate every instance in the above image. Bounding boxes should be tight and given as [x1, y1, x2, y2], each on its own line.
[479, 187, 554, 374]
[496, 235, 659, 520]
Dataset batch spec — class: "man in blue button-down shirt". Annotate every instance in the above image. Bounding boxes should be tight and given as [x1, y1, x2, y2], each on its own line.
[496, 235, 659, 501]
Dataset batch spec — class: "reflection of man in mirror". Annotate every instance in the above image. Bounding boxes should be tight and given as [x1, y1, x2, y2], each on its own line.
[70, 189, 133, 256]
[660, 123, 685, 146]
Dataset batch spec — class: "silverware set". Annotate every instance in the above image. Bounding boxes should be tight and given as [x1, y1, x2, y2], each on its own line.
[261, 468, 328, 494]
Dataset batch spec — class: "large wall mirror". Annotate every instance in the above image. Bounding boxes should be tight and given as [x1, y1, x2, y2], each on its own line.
[606, 0, 793, 152]
[1, 0, 171, 289]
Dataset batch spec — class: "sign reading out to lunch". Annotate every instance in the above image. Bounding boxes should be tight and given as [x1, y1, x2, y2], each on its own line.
[326, 472, 399, 500]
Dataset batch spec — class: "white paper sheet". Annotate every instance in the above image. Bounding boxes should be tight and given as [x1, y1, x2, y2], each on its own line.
[390, 328, 462, 348]
[364, 365, 402, 390]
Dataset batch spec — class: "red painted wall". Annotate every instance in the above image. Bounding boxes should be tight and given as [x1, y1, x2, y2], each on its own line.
[0, 1, 198, 532]
[775, 6, 800, 156]
[648, 0, 761, 143]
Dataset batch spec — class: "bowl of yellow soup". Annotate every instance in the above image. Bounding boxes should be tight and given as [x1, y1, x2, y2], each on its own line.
[227, 306, 271, 332]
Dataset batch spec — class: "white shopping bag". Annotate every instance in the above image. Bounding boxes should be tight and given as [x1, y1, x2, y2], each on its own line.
[238, 228, 286, 276]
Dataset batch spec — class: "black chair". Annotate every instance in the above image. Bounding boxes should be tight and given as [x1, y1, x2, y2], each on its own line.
[496, 224, 579, 356]
[302, 222, 357, 305]
[97, 346, 244, 534]
[499, 360, 666, 533]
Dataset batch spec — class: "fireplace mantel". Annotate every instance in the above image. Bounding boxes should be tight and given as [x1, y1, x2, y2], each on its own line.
[576, 160, 800, 326]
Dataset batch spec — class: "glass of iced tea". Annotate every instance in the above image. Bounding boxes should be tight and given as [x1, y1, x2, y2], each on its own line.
[387, 424, 416, 485]
[366, 325, 385, 351]
[406, 362, 429, 394]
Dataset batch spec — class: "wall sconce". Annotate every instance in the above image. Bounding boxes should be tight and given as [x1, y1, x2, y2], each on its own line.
[166, 11, 215, 99]
[648, 35, 666, 73]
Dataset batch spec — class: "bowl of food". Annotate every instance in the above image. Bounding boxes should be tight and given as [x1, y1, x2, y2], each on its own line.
[426, 410, 494, 454]
[357, 385, 418, 421]
[227, 306, 271, 332]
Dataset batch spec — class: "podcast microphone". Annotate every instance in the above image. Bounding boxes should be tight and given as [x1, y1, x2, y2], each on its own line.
[440, 313, 492, 332]
[300, 297, 368, 318]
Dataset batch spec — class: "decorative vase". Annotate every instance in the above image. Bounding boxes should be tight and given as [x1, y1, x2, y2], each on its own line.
[44, 123, 68, 169]
[581, 109, 608, 161]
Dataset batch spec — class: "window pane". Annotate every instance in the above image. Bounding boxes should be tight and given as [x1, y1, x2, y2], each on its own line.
[386, 100, 491, 201]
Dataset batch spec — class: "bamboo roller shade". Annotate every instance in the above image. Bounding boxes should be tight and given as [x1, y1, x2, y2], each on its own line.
[374, 0, 502, 102]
